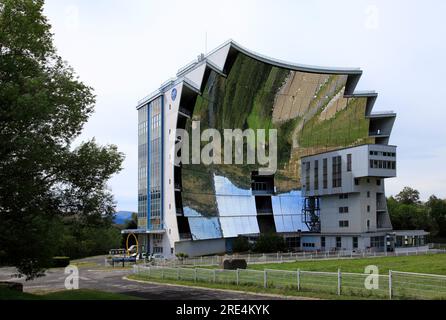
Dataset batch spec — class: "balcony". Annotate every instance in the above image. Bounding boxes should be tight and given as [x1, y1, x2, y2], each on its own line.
[178, 107, 192, 118]
[369, 129, 390, 137]
[176, 207, 184, 216]
[377, 202, 387, 212]
[179, 233, 192, 240]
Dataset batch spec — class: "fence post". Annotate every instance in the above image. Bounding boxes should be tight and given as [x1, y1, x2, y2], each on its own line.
[148, 266, 151, 278]
[389, 270, 393, 300]
[213, 269, 216, 283]
[177, 268, 180, 280]
[194, 268, 197, 282]
[248, 254, 250, 264]
[297, 269, 301, 291]
[337, 269, 341, 295]
[161, 268, 164, 279]
[277, 252, 279, 260]
[236, 269, 240, 286]
[264, 270, 268, 288]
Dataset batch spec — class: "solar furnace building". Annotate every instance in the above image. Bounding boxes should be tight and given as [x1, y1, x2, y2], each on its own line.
[126, 40, 428, 257]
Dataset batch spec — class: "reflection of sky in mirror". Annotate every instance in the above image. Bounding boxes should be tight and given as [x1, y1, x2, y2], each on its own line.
[214, 174, 260, 236]
[214, 174, 251, 196]
[185, 178, 309, 239]
[184, 206, 223, 240]
[272, 191, 309, 232]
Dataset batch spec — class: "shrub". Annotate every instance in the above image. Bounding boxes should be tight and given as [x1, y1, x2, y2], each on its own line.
[223, 259, 247, 270]
[232, 236, 250, 253]
[253, 233, 286, 253]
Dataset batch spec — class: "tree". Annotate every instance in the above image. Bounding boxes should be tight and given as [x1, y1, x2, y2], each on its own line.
[0, 0, 124, 279]
[395, 187, 420, 205]
[426, 195, 446, 238]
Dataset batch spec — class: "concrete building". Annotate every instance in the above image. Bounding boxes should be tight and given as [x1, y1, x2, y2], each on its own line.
[123, 40, 427, 257]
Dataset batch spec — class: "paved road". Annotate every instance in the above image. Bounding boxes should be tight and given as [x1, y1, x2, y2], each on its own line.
[0, 256, 307, 300]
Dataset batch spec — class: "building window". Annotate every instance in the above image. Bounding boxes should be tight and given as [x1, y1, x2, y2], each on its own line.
[339, 207, 349, 213]
[370, 236, 384, 248]
[336, 237, 342, 248]
[347, 154, 352, 172]
[353, 237, 358, 249]
[354, 178, 360, 186]
[339, 220, 349, 228]
[285, 237, 300, 249]
[321, 236, 325, 248]
[377, 179, 381, 186]
[367, 205, 370, 212]
[314, 160, 319, 190]
[304, 162, 310, 191]
[323, 158, 328, 189]
[339, 194, 349, 199]
[153, 247, 163, 253]
[367, 220, 370, 230]
[332, 156, 342, 188]
[367, 191, 370, 198]
[171, 248, 174, 254]
[303, 243, 316, 248]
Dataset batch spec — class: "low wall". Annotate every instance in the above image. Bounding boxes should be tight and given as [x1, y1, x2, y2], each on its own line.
[395, 245, 429, 253]
[175, 238, 226, 257]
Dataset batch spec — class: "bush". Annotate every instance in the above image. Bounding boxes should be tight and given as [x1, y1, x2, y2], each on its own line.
[253, 233, 286, 253]
[223, 259, 247, 270]
[175, 252, 189, 260]
[232, 236, 250, 253]
[51, 257, 70, 268]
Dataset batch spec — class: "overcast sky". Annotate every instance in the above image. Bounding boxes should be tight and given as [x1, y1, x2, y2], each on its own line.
[43, 0, 446, 211]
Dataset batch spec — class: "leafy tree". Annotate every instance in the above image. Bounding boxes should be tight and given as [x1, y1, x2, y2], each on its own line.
[426, 195, 446, 237]
[395, 187, 420, 205]
[0, 0, 124, 279]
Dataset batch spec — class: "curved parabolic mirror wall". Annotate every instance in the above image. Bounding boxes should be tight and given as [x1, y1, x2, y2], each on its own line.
[181, 52, 374, 240]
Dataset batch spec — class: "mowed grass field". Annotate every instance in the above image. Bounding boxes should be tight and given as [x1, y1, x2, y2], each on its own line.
[246, 253, 446, 275]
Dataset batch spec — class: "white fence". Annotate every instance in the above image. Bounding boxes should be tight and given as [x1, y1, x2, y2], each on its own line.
[157, 248, 444, 267]
[133, 265, 446, 300]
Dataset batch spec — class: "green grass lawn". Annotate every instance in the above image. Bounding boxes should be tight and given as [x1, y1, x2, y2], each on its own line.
[0, 287, 139, 300]
[127, 274, 363, 300]
[247, 253, 446, 275]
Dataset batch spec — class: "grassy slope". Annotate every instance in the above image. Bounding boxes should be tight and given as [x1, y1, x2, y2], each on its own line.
[247, 254, 446, 275]
[0, 287, 139, 300]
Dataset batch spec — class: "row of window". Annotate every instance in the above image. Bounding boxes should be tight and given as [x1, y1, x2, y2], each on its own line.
[370, 160, 396, 170]
[370, 151, 396, 157]
[320, 236, 358, 249]
[304, 155, 348, 191]
[300, 236, 392, 249]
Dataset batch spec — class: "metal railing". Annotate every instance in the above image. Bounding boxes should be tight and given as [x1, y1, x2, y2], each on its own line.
[132, 265, 446, 300]
[163, 248, 443, 267]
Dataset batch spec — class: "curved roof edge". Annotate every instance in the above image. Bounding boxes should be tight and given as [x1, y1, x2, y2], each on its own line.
[228, 40, 363, 75]
[137, 39, 365, 109]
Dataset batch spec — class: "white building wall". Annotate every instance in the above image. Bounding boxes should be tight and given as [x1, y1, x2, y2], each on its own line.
[162, 84, 183, 257]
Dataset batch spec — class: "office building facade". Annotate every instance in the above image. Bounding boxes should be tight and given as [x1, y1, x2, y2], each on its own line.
[125, 40, 427, 257]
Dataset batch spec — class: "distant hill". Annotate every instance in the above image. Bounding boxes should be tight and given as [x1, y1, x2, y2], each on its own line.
[114, 211, 134, 225]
